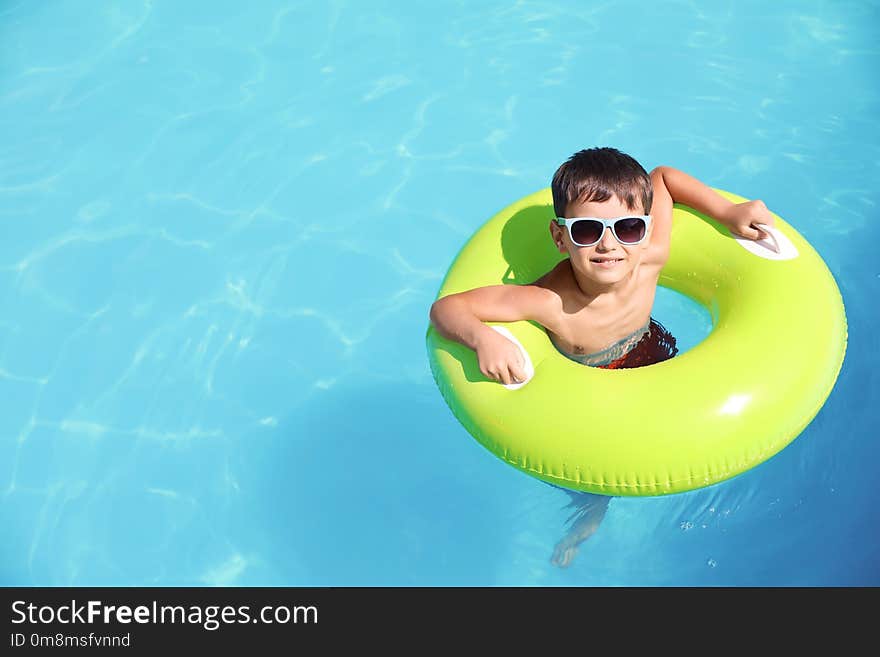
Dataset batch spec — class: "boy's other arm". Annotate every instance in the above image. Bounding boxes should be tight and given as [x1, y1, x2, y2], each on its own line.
[656, 166, 776, 241]
[429, 285, 559, 384]
[646, 167, 674, 265]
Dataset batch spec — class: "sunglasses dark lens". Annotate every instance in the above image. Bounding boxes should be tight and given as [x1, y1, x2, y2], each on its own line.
[570, 219, 604, 245]
[613, 217, 647, 243]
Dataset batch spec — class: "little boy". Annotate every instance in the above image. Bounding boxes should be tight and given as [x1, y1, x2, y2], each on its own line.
[429, 146, 777, 567]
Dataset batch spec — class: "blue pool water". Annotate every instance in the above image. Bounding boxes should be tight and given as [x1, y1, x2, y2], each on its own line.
[2, 0, 878, 586]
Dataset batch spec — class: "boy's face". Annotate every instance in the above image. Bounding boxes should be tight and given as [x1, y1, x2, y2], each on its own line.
[550, 194, 652, 286]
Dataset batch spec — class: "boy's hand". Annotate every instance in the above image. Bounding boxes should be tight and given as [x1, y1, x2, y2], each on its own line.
[474, 329, 528, 385]
[722, 199, 776, 241]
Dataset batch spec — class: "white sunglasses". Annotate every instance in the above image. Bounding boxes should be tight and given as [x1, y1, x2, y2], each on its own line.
[554, 215, 652, 247]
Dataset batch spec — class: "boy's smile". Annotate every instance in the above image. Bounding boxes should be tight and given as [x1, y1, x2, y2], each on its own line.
[590, 256, 624, 267]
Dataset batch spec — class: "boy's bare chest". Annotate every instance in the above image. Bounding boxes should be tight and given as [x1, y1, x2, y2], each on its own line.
[551, 282, 657, 356]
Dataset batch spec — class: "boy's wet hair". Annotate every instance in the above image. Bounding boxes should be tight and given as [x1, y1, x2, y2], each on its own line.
[551, 147, 653, 217]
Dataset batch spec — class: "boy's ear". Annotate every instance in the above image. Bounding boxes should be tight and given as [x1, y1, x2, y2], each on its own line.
[548, 221, 566, 252]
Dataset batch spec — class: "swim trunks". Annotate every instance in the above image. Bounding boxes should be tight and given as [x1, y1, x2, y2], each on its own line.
[550, 318, 679, 369]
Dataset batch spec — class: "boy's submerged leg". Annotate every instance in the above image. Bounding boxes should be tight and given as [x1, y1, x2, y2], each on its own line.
[549, 322, 677, 567]
[550, 491, 611, 568]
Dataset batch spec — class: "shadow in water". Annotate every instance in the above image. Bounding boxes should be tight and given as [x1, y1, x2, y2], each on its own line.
[235, 382, 511, 585]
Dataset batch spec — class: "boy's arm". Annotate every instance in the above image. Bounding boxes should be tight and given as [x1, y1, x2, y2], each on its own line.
[656, 166, 775, 241]
[645, 167, 674, 264]
[429, 285, 559, 385]
[429, 284, 558, 349]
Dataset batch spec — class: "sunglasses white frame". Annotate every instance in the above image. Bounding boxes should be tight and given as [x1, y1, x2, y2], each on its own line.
[554, 215, 653, 247]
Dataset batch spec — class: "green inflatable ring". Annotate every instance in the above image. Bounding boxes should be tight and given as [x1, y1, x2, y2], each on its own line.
[426, 188, 847, 496]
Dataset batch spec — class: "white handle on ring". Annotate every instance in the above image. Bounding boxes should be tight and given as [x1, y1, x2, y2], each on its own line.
[734, 223, 798, 260]
[490, 326, 534, 390]
[754, 223, 780, 254]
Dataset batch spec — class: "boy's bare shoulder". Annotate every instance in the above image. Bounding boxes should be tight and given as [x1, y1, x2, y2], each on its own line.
[525, 261, 569, 320]
[532, 259, 578, 301]
[500, 277, 563, 319]
[467, 265, 566, 326]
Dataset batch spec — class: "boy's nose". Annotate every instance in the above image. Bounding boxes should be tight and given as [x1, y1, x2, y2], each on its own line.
[596, 226, 617, 250]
